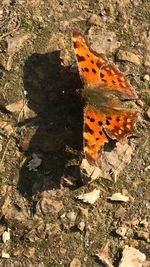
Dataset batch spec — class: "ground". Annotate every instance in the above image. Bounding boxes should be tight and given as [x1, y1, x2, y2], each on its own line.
[0, 1, 150, 267]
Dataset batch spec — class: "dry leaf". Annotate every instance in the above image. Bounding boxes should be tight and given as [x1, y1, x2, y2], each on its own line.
[7, 33, 30, 55]
[76, 189, 100, 204]
[107, 193, 129, 202]
[28, 153, 42, 171]
[96, 242, 114, 267]
[6, 99, 35, 120]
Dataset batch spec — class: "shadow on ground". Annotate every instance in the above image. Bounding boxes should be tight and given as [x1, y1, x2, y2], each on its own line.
[18, 51, 83, 197]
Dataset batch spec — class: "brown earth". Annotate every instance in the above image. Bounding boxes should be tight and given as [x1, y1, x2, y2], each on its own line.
[0, 1, 150, 266]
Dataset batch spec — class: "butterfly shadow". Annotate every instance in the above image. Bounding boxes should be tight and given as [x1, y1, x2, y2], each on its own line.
[18, 51, 83, 199]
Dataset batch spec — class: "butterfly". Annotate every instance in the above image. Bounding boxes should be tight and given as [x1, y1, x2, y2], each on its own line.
[72, 31, 139, 166]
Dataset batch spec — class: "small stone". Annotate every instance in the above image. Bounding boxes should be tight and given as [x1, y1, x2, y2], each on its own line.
[66, 211, 77, 223]
[119, 245, 146, 267]
[70, 258, 81, 267]
[117, 50, 141, 65]
[146, 107, 150, 119]
[1, 250, 10, 258]
[39, 198, 63, 215]
[24, 247, 35, 258]
[116, 226, 127, 238]
[143, 74, 150, 81]
[144, 52, 150, 67]
[2, 228, 11, 243]
[143, 261, 150, 267]
[131, 218, 139, 226]
[88, 14, 101, 26]
[140, 219, 149, 228]
[136, 99, 144, 107]
[77, 221, 85, 232]
[135, 230, 149, 241]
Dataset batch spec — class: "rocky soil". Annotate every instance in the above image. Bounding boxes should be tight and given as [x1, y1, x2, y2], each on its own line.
[0, 1, 150, 266]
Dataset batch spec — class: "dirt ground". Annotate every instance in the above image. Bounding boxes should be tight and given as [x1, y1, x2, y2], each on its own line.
[0, 1, 150, 266]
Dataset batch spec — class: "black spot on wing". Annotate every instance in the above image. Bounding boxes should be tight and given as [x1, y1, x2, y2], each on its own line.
[106, 119, 110, 126]
[74, 41, 81, 48]
[84, 67, 89, 72]
[116, 117, 120, 122]
[106, 116, 112, 120]
[85, 123, 94, 135]
[100, 72, 104, 78]
[90, 118, 95, 122]
[98, 121, 103, 126]
[76, 54, 85, 62]
[92, 68, 97, 74]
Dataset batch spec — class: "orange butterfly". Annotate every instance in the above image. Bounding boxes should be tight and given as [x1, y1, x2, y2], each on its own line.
[72, 31, 139, 165]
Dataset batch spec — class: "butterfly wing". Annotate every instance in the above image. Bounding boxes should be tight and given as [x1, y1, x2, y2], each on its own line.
[84, 104, 139, 164]
[73, 31, 138, 100]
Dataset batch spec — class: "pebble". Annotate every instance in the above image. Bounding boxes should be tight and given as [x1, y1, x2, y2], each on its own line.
[146, 107, 150, 119]
[119, 245, 146, 267]
[2, 228, 11, 243]
[116, 226, 127, 238]
[135, 230, 149, 241]
[88, 14, 101, 26]
[117, 50, 141, 65]
[23, 247, 35, 258]
[66, 211, 77, 223]
[143, 74, 150, 82]
[144, 52, 150, 67]
[140, 219, 149, 228]
[77, 220, 85, 232]
[136, 99, 144, 107]
[70, 258, 81, 267]
[1, 251, 10, 259]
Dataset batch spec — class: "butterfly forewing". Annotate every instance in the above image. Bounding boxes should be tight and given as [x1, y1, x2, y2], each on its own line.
[73, 31, 138, 100]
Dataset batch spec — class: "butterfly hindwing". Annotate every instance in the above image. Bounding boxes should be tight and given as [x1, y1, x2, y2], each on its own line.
[84, 104, 138, 164]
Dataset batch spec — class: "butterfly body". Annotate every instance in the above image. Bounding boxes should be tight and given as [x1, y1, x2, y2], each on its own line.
[72, 31, 139, 165]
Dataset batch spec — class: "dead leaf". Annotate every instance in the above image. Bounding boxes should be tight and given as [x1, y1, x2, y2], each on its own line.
[96, 242, 114, 267]
[80, 142, 134, 183]
[5, 99, 35, 120]
[7, 33, 30, 55]
[80, 158, 103, 184]
[28, 153, 42, 171]
[107, 193, 129, 202]
[76, 189, 100, 204]
[119, 245, 146, 267]
[6, 33, 30, 70]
